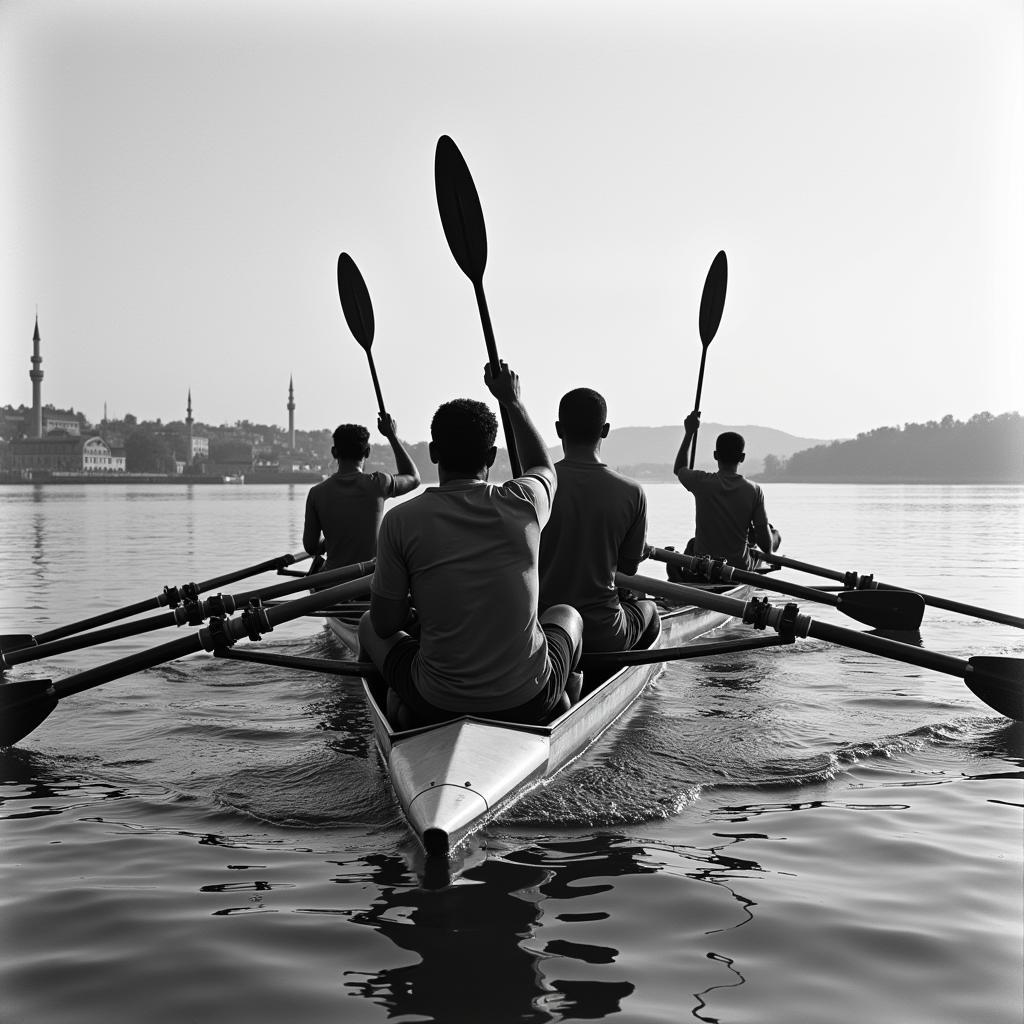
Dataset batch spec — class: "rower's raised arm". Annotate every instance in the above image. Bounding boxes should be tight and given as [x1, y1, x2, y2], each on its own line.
[484, 361, 555, 486]
[378, 413, 421, 496]
[674, 410, 701, 478]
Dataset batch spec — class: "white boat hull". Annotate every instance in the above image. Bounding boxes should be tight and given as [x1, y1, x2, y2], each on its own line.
[360, 584, 752, 858]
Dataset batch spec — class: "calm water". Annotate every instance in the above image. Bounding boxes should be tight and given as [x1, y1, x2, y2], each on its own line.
[1, 483, 1022, 1024]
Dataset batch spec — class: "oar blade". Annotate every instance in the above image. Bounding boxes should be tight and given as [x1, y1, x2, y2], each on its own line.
[836, 590, 925, 631]
[337, 252, 375, 351]
[0, 679, 58, 747]
[965, 657, 1024, 722]
[698, 250, 728, 347]
[1, 634, 37, 656]
[434, 134, 487, 282]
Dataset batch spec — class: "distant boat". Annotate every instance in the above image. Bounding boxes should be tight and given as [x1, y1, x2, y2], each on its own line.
[222, 473, 245, 484]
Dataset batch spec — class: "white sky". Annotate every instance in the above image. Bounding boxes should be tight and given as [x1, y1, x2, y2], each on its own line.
[2, 0, 1022, 444]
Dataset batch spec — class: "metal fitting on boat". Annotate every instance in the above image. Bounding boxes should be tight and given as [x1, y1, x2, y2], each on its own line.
[742, 596, 774, 630]
[203, 616, 236, 652]
[241, 601, 272, 642]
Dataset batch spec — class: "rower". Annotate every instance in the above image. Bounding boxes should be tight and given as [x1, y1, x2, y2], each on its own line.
[539, 388, 659, 653]
[302, 413, 421, 574]
[673, 410, 780, 570]
[358, 361, 583, 727]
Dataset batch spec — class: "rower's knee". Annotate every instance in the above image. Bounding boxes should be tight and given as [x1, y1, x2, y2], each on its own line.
[540, 604, 583, 657]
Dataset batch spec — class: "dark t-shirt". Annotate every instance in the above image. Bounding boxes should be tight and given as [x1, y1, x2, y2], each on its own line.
[303, 470, 396, 571]
[539, 459, 647, 652]
[676, 469, 769, 568]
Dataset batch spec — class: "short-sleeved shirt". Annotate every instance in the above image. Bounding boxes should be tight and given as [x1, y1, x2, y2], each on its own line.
[303, 470, 397, 571]
[539, 459, 648, 652]
[371, 474, 553, 713]
[676, 469, 769, 568]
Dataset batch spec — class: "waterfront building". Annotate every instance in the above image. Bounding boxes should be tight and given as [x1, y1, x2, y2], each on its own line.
[8, 433, 126, 476]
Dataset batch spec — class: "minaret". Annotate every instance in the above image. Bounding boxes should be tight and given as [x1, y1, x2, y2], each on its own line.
[30, 315, 44, 437]
[287, 375, 296, 451]
[186, 389, 194, 462]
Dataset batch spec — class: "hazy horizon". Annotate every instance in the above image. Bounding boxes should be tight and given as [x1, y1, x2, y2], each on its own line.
[3, 0, 1022, 443]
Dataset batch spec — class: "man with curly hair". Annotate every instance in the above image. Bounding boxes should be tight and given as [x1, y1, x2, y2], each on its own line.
[359, 362, 583, 727]
[303, 413, 420, 572]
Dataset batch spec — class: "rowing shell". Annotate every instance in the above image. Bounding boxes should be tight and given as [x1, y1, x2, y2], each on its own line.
[331, 581, 752, 858]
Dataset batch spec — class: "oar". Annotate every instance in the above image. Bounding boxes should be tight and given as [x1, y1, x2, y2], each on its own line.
[751, 548, 1024, 630]
[434, 134, 522, 477]
[1, 549, 312, 651]
[1, 560, 375, 669]
[687, 250, 728, 469]
[615, 572, 1024, 722]
[0, 574, 375, 749]
[337, 252, 386, 415]
[646, 545, 925, 630]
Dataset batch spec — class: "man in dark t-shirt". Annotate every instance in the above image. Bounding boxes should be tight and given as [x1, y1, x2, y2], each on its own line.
[539, 388, 659, 653]
[674, 410, 777, 569]
[303, 413, 420, 572]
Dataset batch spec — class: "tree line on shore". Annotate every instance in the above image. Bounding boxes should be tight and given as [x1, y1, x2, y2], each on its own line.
[755, 412, 1023, 484]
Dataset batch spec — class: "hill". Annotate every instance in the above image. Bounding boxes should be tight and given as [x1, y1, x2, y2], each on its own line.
[594, 424, 829, 479]
[755, 412, 1023, 483]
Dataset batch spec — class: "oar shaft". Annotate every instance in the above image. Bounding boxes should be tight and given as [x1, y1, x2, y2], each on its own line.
[2, 611, 179, 668]
[753, 548, 848, 583]
[232, 559, 375, 604]
[365, 352, 386, 415]
[619, 572, 971, 680]
[194, 550, 310, 592]
[807, 619, 968, 678]
[754, 548, 1024, 629]
[36, 596, 164, 645]
[473, 279, 522, 477]
[647, 545, 840, 609]
[32, 549, 312, 645]
[873, 586, 1024, 630]
[689, 347, 708, 469]
[50, 575, 375, 702]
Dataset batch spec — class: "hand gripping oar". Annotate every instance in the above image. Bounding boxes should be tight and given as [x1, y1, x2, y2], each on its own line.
[687, 250, 728, 469]
[337, 252, 386, 415]
[0, 559, 375, 669]
[646, 545, 925, 630]
[434, 134, 522, 477]
[0, 574, 375, 749]
[615, 572, 1024, 722]
[1, 549, 312, 652]
[751, 548, 1024, 630]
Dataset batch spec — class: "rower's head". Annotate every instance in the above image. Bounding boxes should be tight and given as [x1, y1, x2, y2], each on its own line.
[714, 431, 746, 468]
[555, 388, 610, 449]
[332, 424, 371, 464]
[429, 399, 498, 478]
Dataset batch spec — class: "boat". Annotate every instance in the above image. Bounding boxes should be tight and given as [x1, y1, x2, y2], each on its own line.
[326, 604, 363, 652]
[332, 580, 753, 858]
